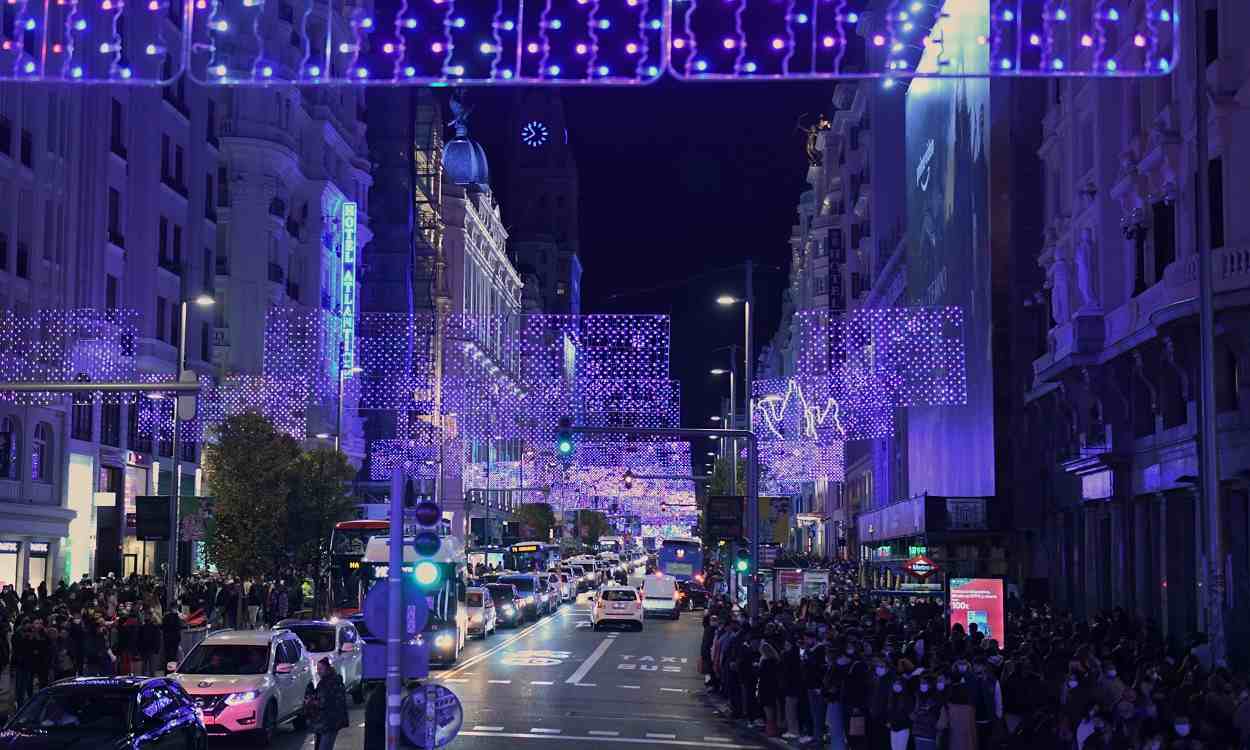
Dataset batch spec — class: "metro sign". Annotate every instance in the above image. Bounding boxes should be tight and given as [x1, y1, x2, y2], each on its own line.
[903, 554, 939, 579]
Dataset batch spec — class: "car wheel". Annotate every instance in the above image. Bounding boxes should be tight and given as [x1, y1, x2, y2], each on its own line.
[254, 700, 278, 746]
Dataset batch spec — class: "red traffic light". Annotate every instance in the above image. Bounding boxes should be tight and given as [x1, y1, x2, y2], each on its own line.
[414, 500, 440, 527]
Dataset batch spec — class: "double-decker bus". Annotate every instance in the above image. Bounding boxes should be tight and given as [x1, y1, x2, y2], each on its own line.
[504, 541, 560, 572]
[327, 519, 388, 616]
[359, 535, 469, 666]
[657, 536, 703, 582]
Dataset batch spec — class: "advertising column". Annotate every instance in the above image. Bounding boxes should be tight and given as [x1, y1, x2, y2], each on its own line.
[948, 577, 1005, 644]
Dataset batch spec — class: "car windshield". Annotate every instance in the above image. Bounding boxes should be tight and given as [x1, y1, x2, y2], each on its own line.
[467, 592, 484, 607]
[9, 688, 132, 732]
[602, 590, 638, 602]
[487, 585, 515, 601]
[179, 644, 271, 675]
[499, 577, 534, 592]
[286, 627, 336, 654]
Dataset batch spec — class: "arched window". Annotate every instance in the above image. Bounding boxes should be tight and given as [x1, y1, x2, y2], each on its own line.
[32, 422, 52, 482]
[0, 417, 19, 480]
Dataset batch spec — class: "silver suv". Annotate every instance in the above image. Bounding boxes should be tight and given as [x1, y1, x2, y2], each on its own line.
[168, 628, 313, 745]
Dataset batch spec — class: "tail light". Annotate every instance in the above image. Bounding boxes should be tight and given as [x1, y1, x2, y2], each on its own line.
[340, 642, 356, 653]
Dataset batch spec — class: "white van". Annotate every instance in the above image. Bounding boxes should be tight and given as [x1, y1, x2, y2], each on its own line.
[641, 574, 680, 619]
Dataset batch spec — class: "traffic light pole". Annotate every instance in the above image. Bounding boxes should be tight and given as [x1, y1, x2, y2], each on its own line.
[570, 425, 761, 621]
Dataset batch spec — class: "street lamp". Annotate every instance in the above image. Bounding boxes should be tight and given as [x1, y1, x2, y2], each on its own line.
[710, 366, 736, 485]
[717, 261, 756, 604]
[166, 294, 215, 610]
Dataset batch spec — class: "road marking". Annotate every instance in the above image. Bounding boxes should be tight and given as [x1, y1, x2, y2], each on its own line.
[439, 612, 568, 677]
[660, 687, 685, 692]
[589, 730, 620, 736]
[648, 733, 678, 739]
[531, 728, 562, 734]
[530, 680, 554, 685]
[457, 731, 762, 748]
[488, 679, 512, 684]
[444, 678, 469, 683]
[704, 737, 731, 743]
[573, 682, 596, 687]
[473, 726, 505, 731]
[620, 684, 640, 689]
[564, 635, 615, 684]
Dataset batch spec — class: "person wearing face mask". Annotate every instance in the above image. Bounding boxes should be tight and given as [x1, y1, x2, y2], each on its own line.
[824, 643, 853, 750]
[868, 660, 895, 750]
[801, 631, 829, 745]
[909, 676, 947, 750]
[885, 675, 914, 750]
[1095, 663, 1127, 711]
[1171, 713, 1203, 750]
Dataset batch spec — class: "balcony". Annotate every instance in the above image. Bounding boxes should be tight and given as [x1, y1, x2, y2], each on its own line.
[110, 139, 127, 160]
[161, 172, 189, 199]
[158, 256, 182, 275]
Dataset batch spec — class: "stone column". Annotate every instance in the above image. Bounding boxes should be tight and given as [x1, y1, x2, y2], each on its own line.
[1083, 504, 1100, 618]
[1132, 497, 1151, 617]
[1110, 500, 1128, 608]
[1154, 493, 1171, 642]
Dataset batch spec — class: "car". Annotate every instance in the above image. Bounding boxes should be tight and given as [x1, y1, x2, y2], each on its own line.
[536, 576, 558, 614]
[546, 572, 566, 606]
[497, 574, 542, 620]
[486, 583, 524, 628]
[642, 574, 681, 619]
[676, 581, 709, 611]
[558, 572, 576, 602]
[591, 585, 644, 632]
[275, 618, 364, 705]
[466, 587, 498, 637]
[0, 676, 205, 750]
[167, 628, 313, 745]
[567, 565, 592, 592]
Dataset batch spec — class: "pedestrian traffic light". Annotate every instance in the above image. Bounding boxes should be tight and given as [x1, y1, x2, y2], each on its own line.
[408, 479, 444, 592]
[734, 548, 751, 573]
[556, 417, 574, 458]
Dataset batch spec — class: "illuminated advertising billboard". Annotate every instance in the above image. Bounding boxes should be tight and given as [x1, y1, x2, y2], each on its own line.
[905, 0, 995, 498]
[948, 577, 1005, 644]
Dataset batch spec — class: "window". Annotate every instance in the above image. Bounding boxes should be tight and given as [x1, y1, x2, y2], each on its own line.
[1209, 158, 1225, 250]
[0, 232, 7, 272]
[16, 242, 28, 279]
[173, 225, 183, 266]
[201, 321, 211, 362]
[46, 99, 56, 154]
[156, 296, 167, 342]
[101, 403, 121, 447]
[217, 165, 229, 206]
[108, 188, 124, 246]
[19, 130, 31, 168]
[159, 216, 169, 262]
[205, 174, 215, 219]
[181, 440, 196, 462]
[1205, 8, 1219, 66]
[106, 274, 119, 309]
[206, 99, 216, 143]
[0, 115, 10, 156]
[42, 201, 53, 259]
[1152, 201, 1176, 281]
[160, 134, 170, 179]
[174, 145, 185, 187]
[203, 249, 213, 290]
[71, 395, 93, 441]
[0, 417, 18, 480]
[31, 423, 51, 481]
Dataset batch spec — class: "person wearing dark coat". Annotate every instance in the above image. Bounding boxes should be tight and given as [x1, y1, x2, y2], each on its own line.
[137, 611, 163, 676]
[161, 610, 183, 670]
[757, 641, 783, 737]
[310, 658, 350, 750]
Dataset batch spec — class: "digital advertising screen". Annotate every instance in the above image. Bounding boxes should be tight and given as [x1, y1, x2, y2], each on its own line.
[948, 577, 1005, 644]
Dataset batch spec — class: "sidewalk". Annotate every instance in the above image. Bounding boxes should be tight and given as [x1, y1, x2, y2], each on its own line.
[697, 685, 807, 750]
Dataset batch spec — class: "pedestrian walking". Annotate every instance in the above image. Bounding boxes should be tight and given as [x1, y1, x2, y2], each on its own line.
[310, 657, 350, 750]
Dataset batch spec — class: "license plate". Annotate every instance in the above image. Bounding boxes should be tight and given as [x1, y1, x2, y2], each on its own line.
[613, 603, 626, 610]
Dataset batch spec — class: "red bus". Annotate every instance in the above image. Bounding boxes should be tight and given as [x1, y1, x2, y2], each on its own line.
[327, 519, 388, 616]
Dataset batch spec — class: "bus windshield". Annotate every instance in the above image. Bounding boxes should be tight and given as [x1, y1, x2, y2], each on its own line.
[657, 539, 703, 582]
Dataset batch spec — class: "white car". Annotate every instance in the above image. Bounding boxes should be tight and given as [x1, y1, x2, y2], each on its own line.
[276, 618, 364, 704]
[592, 584, 644, 631]
[466, 586, 498, 637]
[169, 629, 313, 746]
[557, 572, 576, 602]
[642, 574, 681, 619]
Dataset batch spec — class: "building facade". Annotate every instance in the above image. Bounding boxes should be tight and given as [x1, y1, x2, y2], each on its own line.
[0, 77, 370, 589]
[1024, 0, 1250, 659]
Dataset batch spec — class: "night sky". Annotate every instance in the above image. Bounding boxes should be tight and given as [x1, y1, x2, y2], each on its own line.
[466, 80, 834, 460]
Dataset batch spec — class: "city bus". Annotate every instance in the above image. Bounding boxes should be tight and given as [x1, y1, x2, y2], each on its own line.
[657, 536, 703, 583]
[467, 545, 507, 575]
[359, 534, 469, 666]
[505, 541, 561, 572]
[327, 519, 388, 616]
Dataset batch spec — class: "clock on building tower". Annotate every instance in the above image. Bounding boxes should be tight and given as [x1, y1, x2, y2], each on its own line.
[520, 120, 550, 148]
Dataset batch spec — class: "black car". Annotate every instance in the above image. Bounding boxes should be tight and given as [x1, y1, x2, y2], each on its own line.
[677, 581, 708, 610]
[0, 676, 206, 750]
[486, 583, 524, 627]
[498, 575, 542, 620]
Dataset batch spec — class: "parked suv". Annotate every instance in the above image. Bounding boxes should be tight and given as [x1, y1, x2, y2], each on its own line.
[168, 629, 313, 746]
[276, 618, 364, 704]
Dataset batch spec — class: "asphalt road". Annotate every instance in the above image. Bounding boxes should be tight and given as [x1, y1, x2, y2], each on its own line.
[209, 593, 762, 750]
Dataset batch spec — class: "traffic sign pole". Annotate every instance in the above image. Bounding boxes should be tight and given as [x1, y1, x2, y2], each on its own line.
[386, 470, 403, 750]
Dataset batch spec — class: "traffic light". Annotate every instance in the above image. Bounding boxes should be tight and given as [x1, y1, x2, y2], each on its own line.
[734, 548, 751, 573]
[556, 417, 574, 458]
[407, 479, 444, 591]
[622, 470, 634, 490]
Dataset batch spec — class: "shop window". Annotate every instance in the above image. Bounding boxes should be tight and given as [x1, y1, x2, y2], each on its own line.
[0, 417, 18, 480]
[71, 394, 93, 441]
[31, 422, 51, 482]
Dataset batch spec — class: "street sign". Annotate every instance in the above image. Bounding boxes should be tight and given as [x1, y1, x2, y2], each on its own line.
[706, 496, 744, 541]
[135, 496, 170, 541]
[400, 684, 463, 748]
[363, 578, 429, 638]
[903, 554, 939, 579]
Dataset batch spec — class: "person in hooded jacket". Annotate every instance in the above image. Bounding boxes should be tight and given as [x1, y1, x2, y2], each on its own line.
[310, 657, 350, 749]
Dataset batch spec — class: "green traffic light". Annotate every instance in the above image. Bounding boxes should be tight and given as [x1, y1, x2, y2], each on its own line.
[414, 560, 442, 588]
[735, 558, 749, 573]
[557, 438, 573, 455]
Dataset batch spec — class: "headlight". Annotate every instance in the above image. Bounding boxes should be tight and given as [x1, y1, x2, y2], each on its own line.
[224, 691, 259, 705]
[470, 615, 483, 624]
[434, 634, 453, 649]
[524, 596, 534, 604]
[502, 605, 515, 614]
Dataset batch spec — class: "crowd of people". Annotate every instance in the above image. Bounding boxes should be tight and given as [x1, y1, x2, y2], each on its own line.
[0, 571, 316, 710]
[701, 562, 1250, 750]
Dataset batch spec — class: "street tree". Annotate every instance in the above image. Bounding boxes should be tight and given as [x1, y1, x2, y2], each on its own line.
[202, 412, 301, 591]
[287, 447, 357, 615]
[579, 510, 611, 545]
[515, 502, 557, 541]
